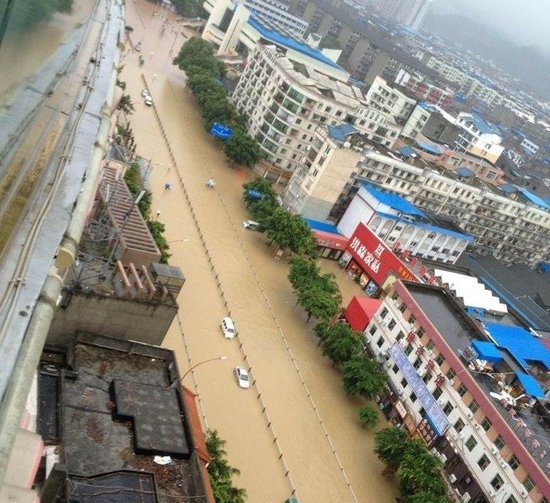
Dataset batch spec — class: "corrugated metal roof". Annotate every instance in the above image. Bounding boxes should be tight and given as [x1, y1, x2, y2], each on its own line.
[361, 183, 426, 218]
[327, 123, 358, 142]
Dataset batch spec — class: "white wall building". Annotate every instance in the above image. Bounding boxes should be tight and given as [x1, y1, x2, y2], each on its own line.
[232, 44, 401, 176]
[336, 183, 473, 264]
[352, 282, 549, 503]
[455, 113, 504, 164]
[365, 75, 418, 125]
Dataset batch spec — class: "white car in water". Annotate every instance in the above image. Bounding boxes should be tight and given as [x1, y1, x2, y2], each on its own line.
[235, 366, 250, 389]
[220, 317, 236, 339]
[144, 95, 153, 106]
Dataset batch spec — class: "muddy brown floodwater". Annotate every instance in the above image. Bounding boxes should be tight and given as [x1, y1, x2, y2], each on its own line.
[122, 2, 400, 501]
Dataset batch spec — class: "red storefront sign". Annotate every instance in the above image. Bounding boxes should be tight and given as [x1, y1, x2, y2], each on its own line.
[312, 230, 349, 250]
[346, 223, 419, 285]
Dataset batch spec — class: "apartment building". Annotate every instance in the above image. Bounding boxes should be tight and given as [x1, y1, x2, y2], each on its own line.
[231, 44, 400, 176]
[395, 69, 454, 109]
[374, 0, 432, 29]
[346, 282, 550, 503]
[282, 126, 550, 264]
[336, 183, 473, 264]
[365, 75, 418, 125]
[203, 0, 309, 46]
[455, 113, 504, 164]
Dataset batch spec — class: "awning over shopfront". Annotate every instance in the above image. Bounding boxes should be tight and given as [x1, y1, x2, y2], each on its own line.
[471, 340, 504, 363]
[345, 296, 382, 332]
[306, 219, 349, 250]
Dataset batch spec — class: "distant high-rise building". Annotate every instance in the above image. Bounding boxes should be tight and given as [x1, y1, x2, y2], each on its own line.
[375, 0, 432, 29]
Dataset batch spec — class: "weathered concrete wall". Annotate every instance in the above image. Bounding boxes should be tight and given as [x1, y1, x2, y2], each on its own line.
[47, 291, 177, 347]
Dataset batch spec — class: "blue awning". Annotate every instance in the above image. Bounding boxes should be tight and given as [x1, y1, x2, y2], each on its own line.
[471, 340, 503, 363]
[399, 146, 416, 157]
[515, 372, 545, 398]
[456, 166, 474, 178]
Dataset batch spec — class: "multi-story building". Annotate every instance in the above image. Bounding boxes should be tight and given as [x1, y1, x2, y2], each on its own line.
[455, 113, 504, 164]
[336, 182, 473, 264]
[346, 282, 550, 503]
[282, 127, 550, 264]
[232, 44, 400, 176]
[400, 101, 458, 143]
[374, 0, 432, 29]
[203, 0, 309, 46]
[365, 75, 418, 125]
[395, 69, 454, 109]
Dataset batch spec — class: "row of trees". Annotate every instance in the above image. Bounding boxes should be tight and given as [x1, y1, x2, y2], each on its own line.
[174, 38, 261, 168]
[243, 178, 317, 256]
[375, 427, 452, 503]
[206, 430, 246, 503]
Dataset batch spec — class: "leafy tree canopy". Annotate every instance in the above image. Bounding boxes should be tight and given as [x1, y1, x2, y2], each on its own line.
[243, 178, 278, 206]
[374, 427, 410, 473]
[296, 282, 341, 323]
[174, 37, 224, 77]
[170, 0, 208, 20]
[321, 322, 363, 365]
[288, 255, 320, 292]
[342, 353, 387, 397]
[358, 405, 378, 428]
[224, 128, 261, 168]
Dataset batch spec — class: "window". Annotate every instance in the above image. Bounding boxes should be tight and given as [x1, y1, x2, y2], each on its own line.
[443, 403, 453, 415]
[481, 417, 492, 432]
[454, 418, 465, 433]
[426, 340, 434, 351]
[477, 454, 490, 471]
[446, 369, 456, 380]
[409, 315, 416, 325]
[457, 384, 467, 397]
[523, 476, 534, 492]
[392, 364, 399, 374]
[465, 435, 477, 451]
[468, 400, 479, 414]
[504, 496, 518, 503]
[369, 325, 377, 335]
[508, 455, 519, 470]
[494, 435, 505, 450]
[410, 392, 417, 403]
[491, 474, 504, 491]
[376, 336, 384, 348]
[388, 319, 396, 330]
[433, 387, 442, 400]
[400, 377, 408, 388]
[396, 331, 404, 342]
[405, 344, 413, 356]
[380, 307, 388, 318]
[435, 354, 444, 366]
[417, 328, 425, 338]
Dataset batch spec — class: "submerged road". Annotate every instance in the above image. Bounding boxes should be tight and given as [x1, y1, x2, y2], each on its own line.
[123, 2, 399, 501]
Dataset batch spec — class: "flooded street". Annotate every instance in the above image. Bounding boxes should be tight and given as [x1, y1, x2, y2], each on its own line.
[122, 1, 399, 501]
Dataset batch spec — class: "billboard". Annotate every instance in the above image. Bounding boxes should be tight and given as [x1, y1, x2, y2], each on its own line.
[346, 223, 419, 285]
[389, 342, 450, 436]
[210, 122, 233, 140]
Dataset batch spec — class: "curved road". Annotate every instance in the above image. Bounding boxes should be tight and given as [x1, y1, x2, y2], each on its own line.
[123, 2, 399, 502]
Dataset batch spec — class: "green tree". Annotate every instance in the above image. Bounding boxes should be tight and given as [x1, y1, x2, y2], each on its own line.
[224, 128, 260, 168]
[374, 427, 410, 475]
[406, 491, 453, 503]
[1, 0, 73, 32]
[321, 322, 363, 365]
[249, 199, 277, 224]
[206, 430, 247, 503]
[313, 320, 330, 341]
[147, 220, 171, 264]
[296, 282, 341, 323]
[124, 163, 151, 218]
[186, 69, 221, 96]
[170, 0, 208, 19]
[202, 95, 236, 128]
[400, 446, 447, 499]
[288, 255, 320, 292]
[173, 37, 224, 77]
[319, 35, 342, 50]
[116, 78, 126, 91]
[342, 354, 387, 398]
[118, 94, 135, 115]
[358, 405, 378, 428]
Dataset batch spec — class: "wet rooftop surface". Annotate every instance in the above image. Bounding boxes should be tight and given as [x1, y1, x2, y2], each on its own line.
[61, 338, 204, 502]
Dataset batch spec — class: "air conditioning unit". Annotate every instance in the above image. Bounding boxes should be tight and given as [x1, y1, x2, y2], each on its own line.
[449, 474, 457, 483]
[398, 389, 404, 397]
[491, 446, 499, 455]
[437, 398, 446, 407]
[365, 335, 372, 343]
[473, 422, 480, 430]
[439, 453, 447, 463]
[466, 411, 473, 419]
[417, 367, 426, 377]
[451, 431, 458, 440]
[489, 490, 496, 497]
[461, 492, 471, 503]
[384, 360, 392, 368]
[520, 489, 529, 499]
[499, 460, 507, 468]
[448, 378, 455, 386]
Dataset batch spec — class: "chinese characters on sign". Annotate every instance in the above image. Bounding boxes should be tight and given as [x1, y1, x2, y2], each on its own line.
[389, 342, 450, 436]
[346, 223, 419, 285]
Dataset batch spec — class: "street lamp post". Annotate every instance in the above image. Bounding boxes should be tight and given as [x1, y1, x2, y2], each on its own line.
[172, 356, 228, 387]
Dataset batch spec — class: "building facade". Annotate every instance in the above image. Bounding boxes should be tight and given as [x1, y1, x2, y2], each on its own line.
[232, 44, 400, 175]
[365, 75, 418, 125]
[351, 282, 550, 503]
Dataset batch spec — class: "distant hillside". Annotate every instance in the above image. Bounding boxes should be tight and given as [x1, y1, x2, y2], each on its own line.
[422, 13, 550, 101]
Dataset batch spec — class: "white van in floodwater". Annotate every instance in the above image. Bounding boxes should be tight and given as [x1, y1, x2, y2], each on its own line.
[243, 220, 261, 231]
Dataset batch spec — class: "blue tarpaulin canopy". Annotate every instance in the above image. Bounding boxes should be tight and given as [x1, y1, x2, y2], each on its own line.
[246, 189, 264, 200]
[399, 146, 416, 157]
[515, 372, 545, 398]
[471, 340, 503, 363]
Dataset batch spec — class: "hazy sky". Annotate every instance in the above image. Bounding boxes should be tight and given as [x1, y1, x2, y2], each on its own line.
[433, 0, 550, 53]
